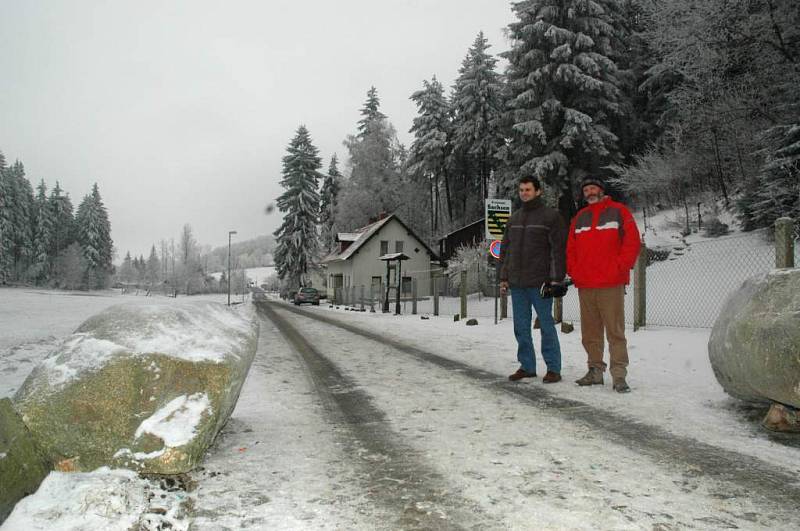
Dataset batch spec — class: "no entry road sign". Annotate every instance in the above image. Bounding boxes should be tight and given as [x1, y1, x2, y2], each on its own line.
[489, 240, 502, 260]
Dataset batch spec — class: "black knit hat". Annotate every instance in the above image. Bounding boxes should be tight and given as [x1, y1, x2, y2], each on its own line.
[580, 176, 605, 191]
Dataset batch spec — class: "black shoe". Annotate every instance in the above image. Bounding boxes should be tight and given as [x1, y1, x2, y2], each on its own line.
[509, 368, 536, 381]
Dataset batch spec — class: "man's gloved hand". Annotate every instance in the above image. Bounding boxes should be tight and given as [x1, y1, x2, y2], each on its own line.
[540, 281, 568, 299]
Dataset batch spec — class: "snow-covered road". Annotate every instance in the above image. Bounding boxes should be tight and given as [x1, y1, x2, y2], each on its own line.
[189, 300, 800, 530]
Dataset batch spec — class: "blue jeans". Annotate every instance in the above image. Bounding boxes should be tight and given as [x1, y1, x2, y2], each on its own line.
[510, 287, 561, 374]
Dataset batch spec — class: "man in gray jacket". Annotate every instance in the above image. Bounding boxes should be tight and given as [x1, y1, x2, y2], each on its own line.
[499, 176, 567, 383]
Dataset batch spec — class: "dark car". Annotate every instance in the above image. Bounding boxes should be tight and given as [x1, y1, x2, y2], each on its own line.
[294, 287, 320, 306]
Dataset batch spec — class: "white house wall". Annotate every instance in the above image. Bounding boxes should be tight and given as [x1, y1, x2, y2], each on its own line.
[349, 219, 432, 296]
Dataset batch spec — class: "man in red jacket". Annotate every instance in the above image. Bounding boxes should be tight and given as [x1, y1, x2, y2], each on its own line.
[567, 176, 641, 393]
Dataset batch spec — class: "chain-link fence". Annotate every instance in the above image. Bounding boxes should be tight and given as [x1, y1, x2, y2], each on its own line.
[330, 228, 797, 329]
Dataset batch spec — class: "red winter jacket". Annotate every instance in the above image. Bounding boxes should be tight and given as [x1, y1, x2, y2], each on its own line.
[567, 197, 641, 289]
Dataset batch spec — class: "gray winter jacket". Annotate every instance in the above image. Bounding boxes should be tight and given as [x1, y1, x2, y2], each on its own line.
[499, 197, 567, 288]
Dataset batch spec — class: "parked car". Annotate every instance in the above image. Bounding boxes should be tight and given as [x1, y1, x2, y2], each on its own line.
[294, 287, 320, 306]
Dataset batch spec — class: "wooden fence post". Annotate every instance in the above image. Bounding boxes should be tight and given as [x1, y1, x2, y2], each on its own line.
[460, 270, 467, 319]
[633, 242, 647, 331]
[433, 273, 440, 316]
[412, 278, 418, 315]
[553, 297, 563, 324]
[775, 217, 795, 268]
[360, 285, 365, 311]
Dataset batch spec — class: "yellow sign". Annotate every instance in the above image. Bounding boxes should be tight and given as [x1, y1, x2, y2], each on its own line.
[485, 199, 511, 240]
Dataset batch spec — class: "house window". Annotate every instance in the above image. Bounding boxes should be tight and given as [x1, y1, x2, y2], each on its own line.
[402, 276, 412, 294]
[380, 240, 388, 255]
[395, 240, 404, 253]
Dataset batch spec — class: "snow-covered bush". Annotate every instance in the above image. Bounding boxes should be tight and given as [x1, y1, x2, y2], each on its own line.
[445, 243, 494, 296]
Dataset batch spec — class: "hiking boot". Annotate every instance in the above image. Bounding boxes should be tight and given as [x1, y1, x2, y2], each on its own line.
[508, 368, 536, 381]
[613, 378, 631, 393]
[575, 367, 604, 386]
[542, 371, 562, 383]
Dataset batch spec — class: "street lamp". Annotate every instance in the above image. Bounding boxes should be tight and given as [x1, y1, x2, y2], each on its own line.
[227, 230, 237, 306]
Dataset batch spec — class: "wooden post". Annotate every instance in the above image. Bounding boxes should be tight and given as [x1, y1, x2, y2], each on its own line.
[633, 242, 647, 331]
[411, 278, 418, 315]
[460, 270, 467, 319]
[775, 217, 795, 268]
[360, 285, 365, 311]
[433, 273, 440, 316]
[369, 284, 375, 312]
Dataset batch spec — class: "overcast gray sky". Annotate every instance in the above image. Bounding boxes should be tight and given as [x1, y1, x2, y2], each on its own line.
[0, 0, 513, 262]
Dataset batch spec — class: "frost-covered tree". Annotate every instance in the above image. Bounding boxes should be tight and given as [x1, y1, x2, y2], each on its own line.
[2, 161, 35, 280]
[49, 182, 75, 259]
[319, 154, 342, 254]
[336, 87, 405, 233]
[118, 251, 135, 284]
[451, 32, 505, 208]
[145, 244, 161, 286]
[408, 76, 453, 233]
[273, 125, 322, 287]
[499, 0, 626, 214]
[0, 152, 11, 284]
[75, 183, 113, 289]
[32, 180, 54, 282]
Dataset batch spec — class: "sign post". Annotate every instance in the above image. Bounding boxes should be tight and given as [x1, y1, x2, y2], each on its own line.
[486, 199, 510, 325]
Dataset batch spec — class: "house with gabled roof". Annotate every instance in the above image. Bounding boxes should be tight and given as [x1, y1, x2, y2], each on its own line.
[321, 213, 438, 300]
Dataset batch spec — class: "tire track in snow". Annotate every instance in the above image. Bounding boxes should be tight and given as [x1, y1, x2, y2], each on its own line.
[258, 303, 487, 531]
[266, 301, 800, 511]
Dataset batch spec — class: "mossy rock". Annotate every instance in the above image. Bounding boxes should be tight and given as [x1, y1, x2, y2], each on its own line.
[13, 301, 258, 474]
[708, 269, 800, 408]
[0, 398, 50, 524]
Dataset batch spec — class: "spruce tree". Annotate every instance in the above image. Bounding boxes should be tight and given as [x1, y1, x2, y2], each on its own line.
[451, 32, 505, 206]
[75, 183, 113, 289]
[357, 86, 387, 138]
[0, 152, 11, 284]
[33, 180, 54, 282]
[6, 161, 35, 280]
[319, 154, 342, 254]
[119, 251, 135, 284]
[408, 76, 453, 232]
[145, 244, 161, 286]
[499, 0, 626, 213]
[273, 125, 322, 287]
[49, 182, 75, 259]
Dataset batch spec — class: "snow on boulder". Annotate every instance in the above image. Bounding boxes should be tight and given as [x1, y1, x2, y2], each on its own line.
[12, 301, 259, 474]
[708, 269, 800, 410]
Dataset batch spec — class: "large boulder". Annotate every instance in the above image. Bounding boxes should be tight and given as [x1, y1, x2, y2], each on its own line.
[13, 301, 258, 474]
[0, 398, 50, 523]
[708, 269, 800, 409]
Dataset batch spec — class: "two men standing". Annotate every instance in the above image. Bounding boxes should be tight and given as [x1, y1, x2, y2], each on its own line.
[499, 175, 640, 393]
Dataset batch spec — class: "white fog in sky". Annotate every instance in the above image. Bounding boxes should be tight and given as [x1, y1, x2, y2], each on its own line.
[0, 0, 513, 262]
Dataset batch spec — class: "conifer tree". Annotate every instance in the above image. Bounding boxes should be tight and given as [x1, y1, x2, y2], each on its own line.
[0, 152, 11, 284]
[33, 180, 54, 282]
[145, 244, 161, 286]
[49, 182, 75, 259]
[273, 125, 322, 287]
[5, 161, 35, 280]
[451, 32, 505, 207]
[336, 87, 404, 231]
[499, 0, 626, 213]
[408, 76, 453, 232]
[119, 251, 135, 283]
[75, 183, 113, 289]
[319, 154, 342, 254]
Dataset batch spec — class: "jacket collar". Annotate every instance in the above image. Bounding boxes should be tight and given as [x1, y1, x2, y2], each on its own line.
[522, 196, 543, 211]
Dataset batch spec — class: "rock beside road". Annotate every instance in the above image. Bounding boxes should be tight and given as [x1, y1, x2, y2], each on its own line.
[0, 398, 50, 523]
[13, 301, 259, 474]
[708, 269, 800, 416]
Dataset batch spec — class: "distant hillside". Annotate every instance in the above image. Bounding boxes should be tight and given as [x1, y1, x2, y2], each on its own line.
[209, 234, 274, 272]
